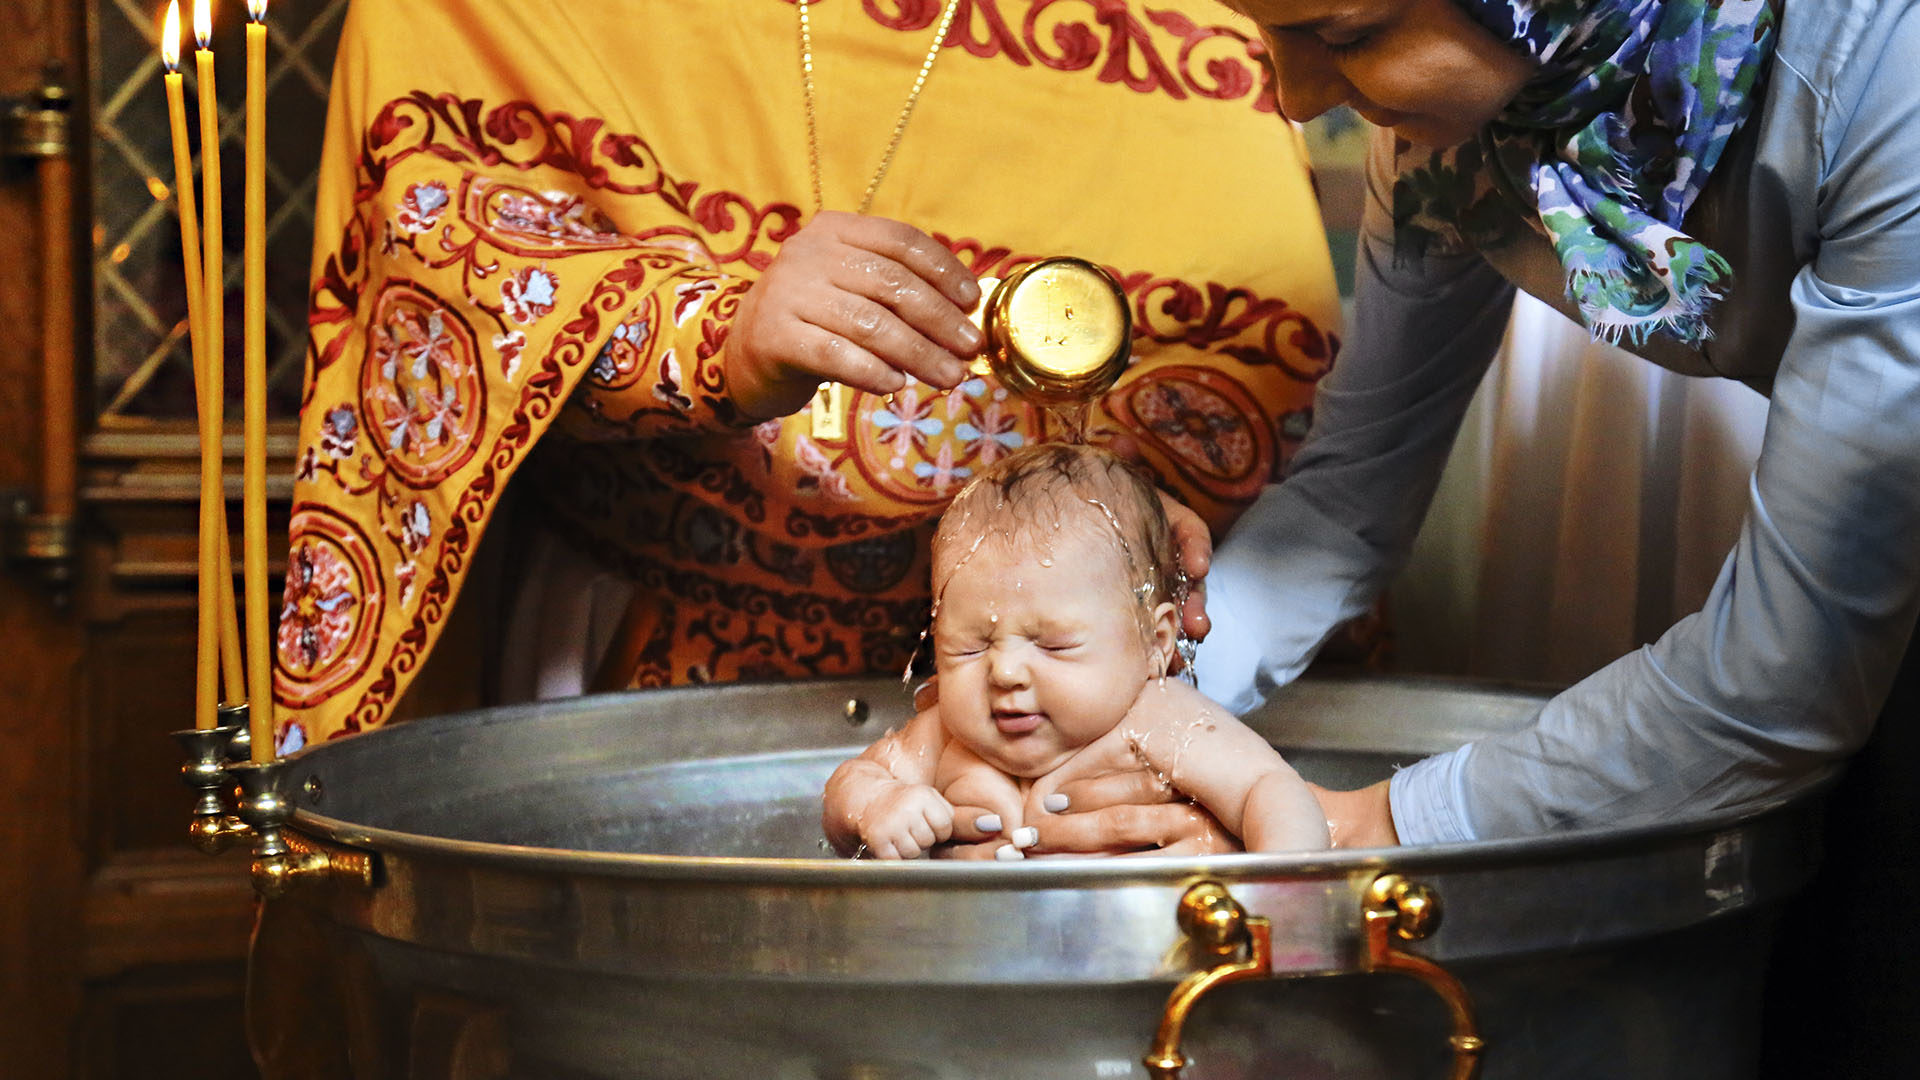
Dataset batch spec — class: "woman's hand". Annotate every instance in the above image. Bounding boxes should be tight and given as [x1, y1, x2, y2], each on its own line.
[935, 781, 1237, 859]
[1307, 780, 1399, 849]
[1028, 742, 1241, 858]
[1030, 790, 1239, 857]
[1159, 490, 1212, 643]
[1104, 432, 1213, 643]
[725, 211, 985, 421]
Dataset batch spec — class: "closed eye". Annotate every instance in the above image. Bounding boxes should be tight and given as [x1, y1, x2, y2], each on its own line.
[1324, 32, 1372, 57]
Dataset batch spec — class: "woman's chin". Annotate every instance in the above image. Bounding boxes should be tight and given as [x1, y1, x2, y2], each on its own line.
[1381, 116, 1479, 148]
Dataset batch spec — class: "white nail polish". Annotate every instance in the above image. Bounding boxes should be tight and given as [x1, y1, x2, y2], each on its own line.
[994, 844, 1025, 861]
[1012, 826, 1039, 849]
[1043, 793, 1069, 813]
[975, 813, 1002, 834]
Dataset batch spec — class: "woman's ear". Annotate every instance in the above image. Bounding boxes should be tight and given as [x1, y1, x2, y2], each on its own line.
[1147, 601, 1178, 675]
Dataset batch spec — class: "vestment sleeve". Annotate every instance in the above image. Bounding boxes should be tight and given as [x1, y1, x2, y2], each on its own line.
[1391, 31, 1920, 842]
[547, 263, 766, 441]
[1196, 129, 1515, 714]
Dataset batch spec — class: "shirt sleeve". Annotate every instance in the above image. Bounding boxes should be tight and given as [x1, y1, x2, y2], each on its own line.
[1197, 129, 1516, 714]
[1393, 34, 1920, 842]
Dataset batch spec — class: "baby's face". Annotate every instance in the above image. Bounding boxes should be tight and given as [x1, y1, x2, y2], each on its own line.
[933, 522, 1175, 778]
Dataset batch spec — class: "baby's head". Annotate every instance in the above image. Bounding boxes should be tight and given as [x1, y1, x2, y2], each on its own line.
[929, 443, 1182, 777]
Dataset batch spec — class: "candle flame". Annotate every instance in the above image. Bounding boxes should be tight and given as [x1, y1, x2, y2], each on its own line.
[193, 0, 211, 49]
[162, 1, 180, 70]
[247, 0, 266, 21]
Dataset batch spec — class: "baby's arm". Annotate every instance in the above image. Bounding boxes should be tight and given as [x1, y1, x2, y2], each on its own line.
[1124, 680, 1330, 851]
[822, 705, 954, 859]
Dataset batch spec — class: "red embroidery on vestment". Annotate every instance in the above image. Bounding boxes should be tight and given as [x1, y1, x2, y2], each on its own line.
[275, 504, 386, 709]
[462, 177, 629, 256]
[360, 280, 487, 488]
[1107, 364, 1272, 501]
[338, 250, 664, 732]
[858, 0, 1273, 110]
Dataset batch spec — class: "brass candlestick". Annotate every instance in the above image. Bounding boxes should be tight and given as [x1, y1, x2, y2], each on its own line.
[170, 704, 252, 854]
[230, 759, 374, 898]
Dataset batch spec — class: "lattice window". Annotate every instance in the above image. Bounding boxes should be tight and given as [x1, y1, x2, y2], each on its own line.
[89, 0, 346, 425]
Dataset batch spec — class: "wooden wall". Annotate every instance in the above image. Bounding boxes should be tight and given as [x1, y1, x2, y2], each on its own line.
[3, 2, 260, 1074]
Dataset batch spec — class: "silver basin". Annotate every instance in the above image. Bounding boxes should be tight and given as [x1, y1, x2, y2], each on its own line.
[269, 675, 1829, 1079]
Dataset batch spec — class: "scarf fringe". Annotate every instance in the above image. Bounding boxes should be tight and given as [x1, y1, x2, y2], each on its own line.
[1567, 255, 1731, 348]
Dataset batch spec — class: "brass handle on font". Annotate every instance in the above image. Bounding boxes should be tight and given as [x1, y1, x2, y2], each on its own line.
[1143, 875, 1484, 1080]
[1363, 873, 1484, 1079]
[1142, 881, 1273, 1080]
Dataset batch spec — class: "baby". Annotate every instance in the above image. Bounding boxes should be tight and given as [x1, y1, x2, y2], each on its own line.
[822, 443, 1329, 860]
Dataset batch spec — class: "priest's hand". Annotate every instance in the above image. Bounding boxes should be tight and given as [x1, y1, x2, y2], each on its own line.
[726, 211, 985, 421]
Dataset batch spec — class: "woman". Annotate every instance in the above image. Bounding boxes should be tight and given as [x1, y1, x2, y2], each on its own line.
[1188, 0, 1919, 1071]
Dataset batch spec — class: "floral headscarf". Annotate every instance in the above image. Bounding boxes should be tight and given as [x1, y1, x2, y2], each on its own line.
[1394, 0, 1777, 345]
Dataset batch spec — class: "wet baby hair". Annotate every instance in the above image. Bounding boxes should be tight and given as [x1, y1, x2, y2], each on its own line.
[932, 442, 1181, 611]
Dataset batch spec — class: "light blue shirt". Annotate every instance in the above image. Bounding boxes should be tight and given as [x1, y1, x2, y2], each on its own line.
[1200, 0, 1920, 843]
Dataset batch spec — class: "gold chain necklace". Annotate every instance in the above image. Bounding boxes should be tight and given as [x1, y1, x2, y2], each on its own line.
[798, 0, 966, 439]
[797, 0, 966, 216]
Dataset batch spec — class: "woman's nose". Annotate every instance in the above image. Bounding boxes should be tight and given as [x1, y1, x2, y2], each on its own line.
[1265, 30, 1348, 123]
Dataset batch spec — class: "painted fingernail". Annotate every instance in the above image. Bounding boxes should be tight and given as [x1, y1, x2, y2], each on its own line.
[994, 844, 1025, 861]
[1043, 793, 1069, 813]
[1012, 826, 1039, 849]
[975, 814, 1002, 834]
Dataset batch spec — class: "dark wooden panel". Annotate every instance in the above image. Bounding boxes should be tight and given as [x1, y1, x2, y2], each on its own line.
[83, 850, 255, 979]
[0, 579, 87, 1077]
[87, 604, 205, 857]
[2, 1, 86, 1075]
[79, 962, 256, 1080]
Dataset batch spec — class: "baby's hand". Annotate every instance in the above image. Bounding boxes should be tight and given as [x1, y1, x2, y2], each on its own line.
[858, 783, 955, 860]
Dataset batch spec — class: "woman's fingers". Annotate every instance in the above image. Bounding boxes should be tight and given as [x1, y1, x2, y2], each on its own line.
[946, 806, 1004, 844]
[1182, 579, 1210, 642]
[1053, 770, 1174, 813]
[1117, 831, 1241, 858]
[1103, 431, 1214, 643]
[932, 839, 1007, 861]
[1028, 802, 1216, 855]
[1157, 490, 1213, 641]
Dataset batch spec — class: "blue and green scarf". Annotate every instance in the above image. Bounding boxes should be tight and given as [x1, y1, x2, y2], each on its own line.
[1395, 0, 1777, 345]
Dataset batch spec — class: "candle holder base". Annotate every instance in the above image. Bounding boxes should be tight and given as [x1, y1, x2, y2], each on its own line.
[230, 759, 375, 899]
[171, 720, 253, 855]
[219, 703, 253, 764]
